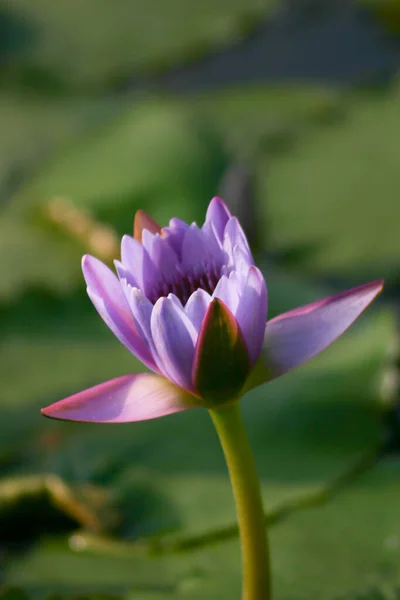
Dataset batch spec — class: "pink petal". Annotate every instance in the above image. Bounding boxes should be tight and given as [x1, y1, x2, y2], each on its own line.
[82, 255, 156, 371]
[133, 209, 162, 243]
[248, 280, 384, 389]
[41, 374, 195, 423]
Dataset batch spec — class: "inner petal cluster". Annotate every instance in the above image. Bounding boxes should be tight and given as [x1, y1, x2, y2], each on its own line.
[83, 198, 268, 398]
[147, 259, 223, 305]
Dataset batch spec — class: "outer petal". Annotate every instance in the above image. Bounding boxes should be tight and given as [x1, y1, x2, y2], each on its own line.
[193, 298, 251, 405]
[41, 374, 195, 423]
[223, 217, 254, 272]
[185, 289, 212, 332]
[212, 274, 240, 315]
[205, 197, 231, 240]
[82, 255, 156, 370]
[235, 266, 268, 365]
[134, 209, 162, 243]
[151, 297, 198, 392]
[246, 280, 384, 390]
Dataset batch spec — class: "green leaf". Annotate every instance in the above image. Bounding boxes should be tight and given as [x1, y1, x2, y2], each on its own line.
[4, 0, 278, 89]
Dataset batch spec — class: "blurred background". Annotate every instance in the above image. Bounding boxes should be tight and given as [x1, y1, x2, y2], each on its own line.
[1, 1, 400, 598]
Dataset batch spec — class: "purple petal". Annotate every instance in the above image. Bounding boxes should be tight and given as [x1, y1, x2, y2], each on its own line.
[151, 297, 198, 392]
[235, 266, 268, 365]
[223, 217, 254, 272]
[162, 218, 190, 259]
[181, 224, 215, 270]
[212, 274, 240, 315]
[205, 197, 231, 240]
[82, 255, 156, 371]
[114, 259, 139, 289]
[142, 230, 178, 282]
[41, 374, 195, 423]
[120, 235, 157, 294]
[185, 289, 212, 332]
[124, 285, 164, 374]
[249, 280, 384, 388]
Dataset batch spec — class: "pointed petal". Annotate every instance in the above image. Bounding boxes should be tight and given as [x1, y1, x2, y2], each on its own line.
[120, 235, 157, 294]
[223, 217, 254, 272]
[163, 218, 190, 259]
[134, 209, 162, 242]
[41, 374, 195, 423]
[185, 289, 212, 332]
[181, 224, 215, 270]
[205, 197, 231, 240]
[151, 297, 198, 392]
[212, 274, 240, 315]
[124, 285, 163, 374]
[235, 266, 268, 365]
[141, 229, 178, 284]
[193, 298, 251, 405]
[248, 280, 384, 389]
[82, 255, 155, 370]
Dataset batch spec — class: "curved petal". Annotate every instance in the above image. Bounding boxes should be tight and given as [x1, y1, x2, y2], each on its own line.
[142, 230, 178, 282]
[185, 289, 212, 332]
[246, 280, 384, 390]
[151, 297, 198, 392]
[205, 197, 231, 240]
[124, 285, 163, 374]
[212, 274, 240, 315]
[41, 374, 195, 423]
[120, 235, 157, 295]
[235, 266, 268, 365]
[193, 298, 250, 405]
[82, 255, 156, 370]
[181, 224, 218, 271]
[223, 217, 254, 272]
[162, 218, 190, 259]
[134, 209, 162, 242]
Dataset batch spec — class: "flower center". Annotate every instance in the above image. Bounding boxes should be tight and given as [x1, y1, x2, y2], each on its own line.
[148, 261, 222, 305]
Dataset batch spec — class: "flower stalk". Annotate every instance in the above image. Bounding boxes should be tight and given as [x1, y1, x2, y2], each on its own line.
[210, 403, 271, 600]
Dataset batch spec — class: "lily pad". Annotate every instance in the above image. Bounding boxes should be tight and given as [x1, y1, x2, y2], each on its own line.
[3, 0, 277, 90]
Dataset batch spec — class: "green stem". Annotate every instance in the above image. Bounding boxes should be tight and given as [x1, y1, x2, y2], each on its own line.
[209, 402, 271, 600]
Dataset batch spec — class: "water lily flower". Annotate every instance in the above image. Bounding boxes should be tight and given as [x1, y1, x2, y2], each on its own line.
[42, 197, 383, 424]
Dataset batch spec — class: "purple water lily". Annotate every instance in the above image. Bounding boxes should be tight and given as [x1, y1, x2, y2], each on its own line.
[42, 197, 383, 423]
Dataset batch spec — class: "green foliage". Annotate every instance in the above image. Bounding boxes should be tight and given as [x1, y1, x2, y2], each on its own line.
[3, 0, 277, 89]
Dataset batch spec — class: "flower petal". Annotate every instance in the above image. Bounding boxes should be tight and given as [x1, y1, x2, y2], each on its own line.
[142, 230, 178, 282]
[124, 285, 164, 374]
[235, 266, 268, 365]
[212, 274, 240, 315]
[134, 209, 162, 243]
[193, 298, 251, 405]
[120, 235, 157, 294]
[185, 289, 212, 332]
[223, 217, 254, 272]
[205, 197, 231, 240]
[82, 255, 156, 370]
[41, 374, 195, 423]
[181, 224, 216, 270]
[247, 280, 384, 390]
[162, 218, 190, 259]
[151, 297, 198, 392]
